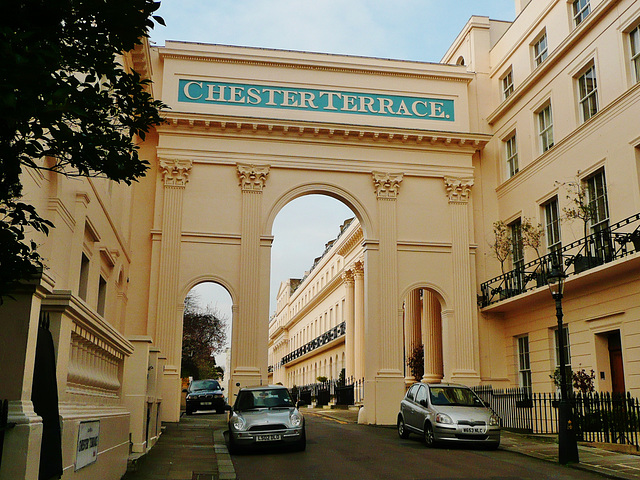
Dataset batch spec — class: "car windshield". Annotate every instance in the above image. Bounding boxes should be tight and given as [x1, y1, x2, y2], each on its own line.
[190, 380, 220, 392]
[429, 386, 484, 407]
[234, 389, 294, 411]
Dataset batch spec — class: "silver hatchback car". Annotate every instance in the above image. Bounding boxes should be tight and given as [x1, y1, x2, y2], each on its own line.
[398, 383, 500, 449]
[227, 385, 306, 453]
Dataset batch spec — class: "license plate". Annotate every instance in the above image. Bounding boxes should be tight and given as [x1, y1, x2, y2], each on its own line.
[256, 434, 281, 442]
[462, 427, 486, 434]
[200, 402, 212, 406]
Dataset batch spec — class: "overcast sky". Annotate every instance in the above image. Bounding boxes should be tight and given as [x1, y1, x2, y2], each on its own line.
[152, 0, 516, 362]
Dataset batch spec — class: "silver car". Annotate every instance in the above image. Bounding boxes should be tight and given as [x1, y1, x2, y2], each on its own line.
[397, 383, 500, 449]
[227, 385, 306, 453]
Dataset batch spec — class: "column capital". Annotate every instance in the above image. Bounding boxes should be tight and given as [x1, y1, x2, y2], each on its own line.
[372, 172, 403, 199]
[353, 260, 364, 277]
[237, 164, 270, 192]
[341, 269, 355, 284]
[159, 158, 192, 187]
[444, 177, 474, 203]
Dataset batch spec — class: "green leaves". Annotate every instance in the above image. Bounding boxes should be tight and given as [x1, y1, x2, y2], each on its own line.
[0, 0, 167, 299]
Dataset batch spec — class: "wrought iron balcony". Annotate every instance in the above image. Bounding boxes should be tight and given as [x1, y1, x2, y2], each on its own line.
[480, 212, 640, 307]
[280, 321, 346, 366]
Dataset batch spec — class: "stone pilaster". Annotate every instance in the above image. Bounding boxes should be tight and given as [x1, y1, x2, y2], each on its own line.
[422, 290, 443, 383]
[342, 270, 355, 378]
[444, 177, 480, 383]
[155, 159, 192, 365]
[372, 172, 403, 374]
[233, 164, 270, 391]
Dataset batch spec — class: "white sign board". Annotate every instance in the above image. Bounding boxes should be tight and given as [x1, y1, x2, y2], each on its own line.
[75, 420, 100, 470]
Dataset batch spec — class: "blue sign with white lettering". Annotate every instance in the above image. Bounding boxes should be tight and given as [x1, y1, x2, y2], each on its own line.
[178, 80, 454, 121]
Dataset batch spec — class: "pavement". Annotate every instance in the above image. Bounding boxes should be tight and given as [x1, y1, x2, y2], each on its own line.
[122, 406, 640, 480]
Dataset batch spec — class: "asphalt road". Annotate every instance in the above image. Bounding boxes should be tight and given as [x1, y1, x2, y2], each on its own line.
[230, 413, 611, 480]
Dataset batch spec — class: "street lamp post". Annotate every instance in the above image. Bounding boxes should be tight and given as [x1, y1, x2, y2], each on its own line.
[547, 257, 579, 464]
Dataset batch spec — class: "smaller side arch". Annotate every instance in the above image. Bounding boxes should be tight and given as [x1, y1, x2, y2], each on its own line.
[180, 274, 237, 304]
[399, 282, 450, 312]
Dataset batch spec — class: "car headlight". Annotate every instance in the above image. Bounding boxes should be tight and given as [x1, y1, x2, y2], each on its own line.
[231, 415, 246, 431]
[435, 413, 453, 425]
[290, 411, 303, 427]
[489, 414, 500, 426]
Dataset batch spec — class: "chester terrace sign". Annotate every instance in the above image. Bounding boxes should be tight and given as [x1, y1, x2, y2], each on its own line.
[178, 79, 455, 121]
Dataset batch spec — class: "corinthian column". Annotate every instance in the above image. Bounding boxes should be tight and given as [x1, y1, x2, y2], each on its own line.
[444, 177, 479, 383]
[353, 262, 365, 380]
[422, 289, 443, 383]
[404, 289, 422, 385]
[233, 164, 270, 390]
[342, 270, 355, 378]
[156, 158, 192, 364]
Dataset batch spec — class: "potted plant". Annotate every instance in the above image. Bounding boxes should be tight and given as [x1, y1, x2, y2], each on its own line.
[521, 217, 545, 286]
[406, 344, 424, 382]
[557, 172, 601, 273]
[490, 220, 512, 275]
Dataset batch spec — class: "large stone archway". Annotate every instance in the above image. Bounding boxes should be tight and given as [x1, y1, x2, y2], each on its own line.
[142, 41, 490, 424]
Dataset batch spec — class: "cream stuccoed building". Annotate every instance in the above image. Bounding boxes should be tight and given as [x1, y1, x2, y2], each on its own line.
[3, 0, 640, 478]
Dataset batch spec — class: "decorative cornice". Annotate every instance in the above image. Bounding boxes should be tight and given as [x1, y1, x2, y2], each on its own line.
[158, 49, 474, 84]
[159, 158, 192, 187]
[444, 177, 474, 203]
[373, 172, 404, 199]
[158, 113, 490, 151]
[237, 164, 270, 192]
[336, 227, 364, 257]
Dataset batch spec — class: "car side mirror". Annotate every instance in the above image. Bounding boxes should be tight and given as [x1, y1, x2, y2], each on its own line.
[297, 400, 307, 408]
[419, 399, 428, 407]
[182, 389, 188, 393]
[224, 404, 233, 412]
[221, 387, 224, 391]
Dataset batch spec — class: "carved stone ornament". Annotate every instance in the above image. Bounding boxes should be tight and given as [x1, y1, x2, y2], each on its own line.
[372, 172, 403, 199]
[159, 159, 192, 187]
[237, 164, 270, 192]
[341, 269, 355, 284]
[444, 177, 474, 203]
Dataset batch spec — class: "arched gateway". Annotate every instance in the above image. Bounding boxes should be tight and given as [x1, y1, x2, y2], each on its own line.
[150, 41, 489, 425]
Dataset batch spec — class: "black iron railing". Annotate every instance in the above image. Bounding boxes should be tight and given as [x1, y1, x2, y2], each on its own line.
[473, 385, 640, 449]
[291, 376, 363, 407]
[0, 399, 16, 472]
[480, 212, 640, 307]
[281, 322, 346, 366]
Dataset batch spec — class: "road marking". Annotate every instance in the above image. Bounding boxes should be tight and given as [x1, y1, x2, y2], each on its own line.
[306, 412, 349, 424]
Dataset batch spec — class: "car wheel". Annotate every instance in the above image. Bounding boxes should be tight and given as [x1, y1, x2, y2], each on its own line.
[423, 423, 436, 447]
[186, 408, 193, 416]
[295, 428, 306, 452]
[487, 440, 500, 450]
[227, 436, 240, 455]
[216, 409, 224, 414]
[397, 416, 410, 439]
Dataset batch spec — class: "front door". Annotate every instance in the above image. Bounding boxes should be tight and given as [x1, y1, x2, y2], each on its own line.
[608, 331, 625, 395]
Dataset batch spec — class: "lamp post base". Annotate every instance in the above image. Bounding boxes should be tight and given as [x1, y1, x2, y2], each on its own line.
[558, 399, 580, 464]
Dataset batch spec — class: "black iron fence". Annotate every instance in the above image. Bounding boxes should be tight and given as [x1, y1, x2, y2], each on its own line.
[473, 386, 640, 449]
[480, 212, 640, 306]
[281, 322, 346, 366]
[290, 377, 364, 407]
[0, 399, 15, 472]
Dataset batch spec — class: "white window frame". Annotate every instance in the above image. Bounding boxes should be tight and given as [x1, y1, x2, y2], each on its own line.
[505, 134, 519, 178]
[502, 69, 514, 99]
[517, 335, 532, 395]
[630, 24, 640, 84]
[573, 0, 591, 27]
[538, 103, 554, 153]
[577, 64, 598, 122]
[544, 197, 561, 253]
[533, 32, 548, 67]
[585, 169, 609, 233]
